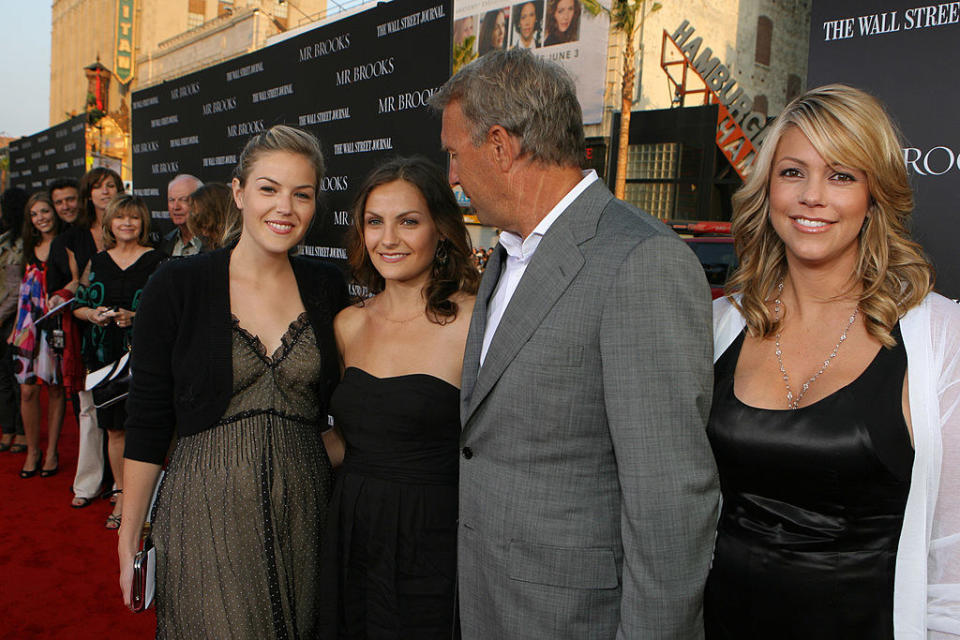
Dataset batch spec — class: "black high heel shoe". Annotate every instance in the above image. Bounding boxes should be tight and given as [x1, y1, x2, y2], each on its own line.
[40, 454, 59, 478]
[20, 452, 42, 478]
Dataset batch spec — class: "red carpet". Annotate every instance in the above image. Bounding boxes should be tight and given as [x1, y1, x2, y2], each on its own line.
[0, 392, 155, 639]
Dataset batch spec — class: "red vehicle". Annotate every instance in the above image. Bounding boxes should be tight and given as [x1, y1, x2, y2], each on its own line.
[672, 222, 737, 300]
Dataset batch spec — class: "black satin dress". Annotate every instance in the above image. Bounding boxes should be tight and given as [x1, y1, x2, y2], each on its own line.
[320, 367, 460, 639]
[704, 325, 913, 639]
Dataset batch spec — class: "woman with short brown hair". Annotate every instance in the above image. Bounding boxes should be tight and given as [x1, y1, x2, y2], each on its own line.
[73, 194, 163, 527]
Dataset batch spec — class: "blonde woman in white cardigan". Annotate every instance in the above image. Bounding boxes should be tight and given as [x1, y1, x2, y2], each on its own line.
[704, 84, 960, 639]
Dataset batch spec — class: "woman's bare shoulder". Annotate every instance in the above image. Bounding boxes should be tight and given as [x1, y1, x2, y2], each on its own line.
[334, 301, 368, 331]
[334, 302, 369, 359]
[453, 292, 476, 325]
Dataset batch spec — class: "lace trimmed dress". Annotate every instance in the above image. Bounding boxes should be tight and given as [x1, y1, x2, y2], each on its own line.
[152, 312, 334, 639]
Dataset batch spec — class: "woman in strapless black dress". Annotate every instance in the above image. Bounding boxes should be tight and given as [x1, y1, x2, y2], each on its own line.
[320, 157, 479, 638]
[706, 85, 960, 638]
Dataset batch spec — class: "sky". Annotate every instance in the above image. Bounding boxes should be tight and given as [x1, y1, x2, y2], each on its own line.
[0, 1, 52, 138]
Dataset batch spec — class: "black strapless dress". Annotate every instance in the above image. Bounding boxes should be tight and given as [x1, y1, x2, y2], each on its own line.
[704, 325, 913, 639]
[320, 367, 460, 639]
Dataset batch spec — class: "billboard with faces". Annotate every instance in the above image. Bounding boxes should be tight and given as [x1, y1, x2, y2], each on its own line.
[453, 0, 609, 123]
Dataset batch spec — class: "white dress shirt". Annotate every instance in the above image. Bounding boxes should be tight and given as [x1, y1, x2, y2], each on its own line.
[480, 170, 598, 366]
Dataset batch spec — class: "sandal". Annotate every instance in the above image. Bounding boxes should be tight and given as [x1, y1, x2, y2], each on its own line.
[71, 496, 94, 509]
[105, 513, 122, 530]
[9, 444, 27, 454]
[0, 436, 12, 452]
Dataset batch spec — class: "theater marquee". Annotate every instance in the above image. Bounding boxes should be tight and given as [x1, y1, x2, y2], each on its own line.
[114, 0, 135, 84]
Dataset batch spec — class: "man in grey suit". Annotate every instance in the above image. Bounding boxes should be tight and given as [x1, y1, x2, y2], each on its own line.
[431, 49, 719, 638]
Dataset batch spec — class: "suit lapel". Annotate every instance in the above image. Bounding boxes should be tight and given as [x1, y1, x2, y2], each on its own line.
[460, 244, 504, 424]
[463, 221, 585, 424]
[461, 180, 613, 427]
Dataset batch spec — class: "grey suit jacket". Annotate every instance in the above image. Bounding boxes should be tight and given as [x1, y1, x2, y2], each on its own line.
[458, 180, 719, 639]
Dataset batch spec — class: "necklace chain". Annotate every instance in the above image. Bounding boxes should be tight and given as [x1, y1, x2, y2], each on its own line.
[773, 281, 859, 410]
[380, 309, 424, 324]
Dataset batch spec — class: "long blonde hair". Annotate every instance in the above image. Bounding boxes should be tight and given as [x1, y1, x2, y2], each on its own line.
[725, 84, 934, 347]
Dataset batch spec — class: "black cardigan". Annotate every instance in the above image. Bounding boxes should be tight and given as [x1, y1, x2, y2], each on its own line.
[124, 247, 348, 464]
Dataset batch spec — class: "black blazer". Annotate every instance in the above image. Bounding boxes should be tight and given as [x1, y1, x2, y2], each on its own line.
[124, 247, 348, 464]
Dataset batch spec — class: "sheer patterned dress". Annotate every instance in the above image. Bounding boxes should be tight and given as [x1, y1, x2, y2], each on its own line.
[152, 312, 334, 639]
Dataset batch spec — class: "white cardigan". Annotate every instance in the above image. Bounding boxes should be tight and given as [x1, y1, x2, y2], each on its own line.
[713, 293, 960, 639]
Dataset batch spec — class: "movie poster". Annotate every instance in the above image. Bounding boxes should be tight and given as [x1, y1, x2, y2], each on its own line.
[454, 0, 609, 123]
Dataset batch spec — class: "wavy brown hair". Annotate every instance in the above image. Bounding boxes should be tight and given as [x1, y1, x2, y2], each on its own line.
[77, 167, 123, 229]
[187, 182, 238, 249]
[726, 84, 934, 347]
[347, 156, 479, 324]
[22, 191, 63, 263]
[545, 0, 580, 44]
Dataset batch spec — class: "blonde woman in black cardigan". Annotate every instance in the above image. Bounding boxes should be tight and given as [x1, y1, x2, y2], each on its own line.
[117, 126, 346, 638]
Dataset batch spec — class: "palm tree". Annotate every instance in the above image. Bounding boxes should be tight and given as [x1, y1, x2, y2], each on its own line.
[453, 35, 478, 74]
[582, 0, 662, 199]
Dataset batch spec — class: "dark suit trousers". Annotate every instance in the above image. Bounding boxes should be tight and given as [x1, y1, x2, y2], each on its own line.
[0, 318, 23, 436]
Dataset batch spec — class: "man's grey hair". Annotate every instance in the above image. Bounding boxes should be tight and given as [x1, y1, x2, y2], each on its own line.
[168, 174, 203, 192]
[430, 49, 585, 167]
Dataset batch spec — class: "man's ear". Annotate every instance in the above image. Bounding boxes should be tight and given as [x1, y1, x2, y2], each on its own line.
[487, 125, 522, 171]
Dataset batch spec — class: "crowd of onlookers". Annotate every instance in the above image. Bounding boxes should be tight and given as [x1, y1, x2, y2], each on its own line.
[472, 245, 495, 270]
[0, 170, 237, 530]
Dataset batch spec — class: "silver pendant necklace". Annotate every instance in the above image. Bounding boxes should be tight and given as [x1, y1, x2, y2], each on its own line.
[773, 281, 859, 410]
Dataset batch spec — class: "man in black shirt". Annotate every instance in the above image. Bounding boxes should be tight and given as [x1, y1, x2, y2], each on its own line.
[50, 178, 81, 226]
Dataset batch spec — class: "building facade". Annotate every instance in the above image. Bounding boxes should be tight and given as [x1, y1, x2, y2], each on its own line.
[51, 0, 333, 124]
[620, 0, 810, 118]
[49, 0, 333, 178]
[590, 0, 812, 220]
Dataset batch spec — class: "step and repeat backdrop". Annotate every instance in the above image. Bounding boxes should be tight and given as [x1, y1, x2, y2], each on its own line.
[808, 0, 960, 298]
[7, 115, 87, 192]
[131, 0, 451, 271]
